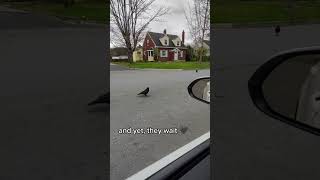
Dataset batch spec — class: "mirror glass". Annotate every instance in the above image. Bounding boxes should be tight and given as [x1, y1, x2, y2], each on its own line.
[190, 78, 210, 103]
[262, 54, 320, 128]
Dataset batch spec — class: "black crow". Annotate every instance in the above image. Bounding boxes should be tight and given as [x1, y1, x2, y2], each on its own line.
[196, 69, 198, 72]
[138, 87, 149, 96]
[88, 92, 109, 105]
[275, 25, 280, 36]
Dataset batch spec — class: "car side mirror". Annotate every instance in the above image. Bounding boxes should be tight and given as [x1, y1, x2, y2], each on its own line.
[188, 77, 210, 104]
[248, 47, 320, 135]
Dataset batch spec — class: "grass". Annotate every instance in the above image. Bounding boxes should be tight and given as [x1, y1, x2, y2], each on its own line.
[113, 61, 210, 70]
[213, 1, 320, 23]
[1, 1, 107, 23]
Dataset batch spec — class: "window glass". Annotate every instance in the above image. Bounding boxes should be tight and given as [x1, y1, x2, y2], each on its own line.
[160, 50, 167, 57]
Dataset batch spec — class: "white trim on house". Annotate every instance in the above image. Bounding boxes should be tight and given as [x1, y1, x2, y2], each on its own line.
[174, 51, 178, 60]
[146, 32, 157, 47]
[172, 37, 182, 47]
[160, 50, 168, 57]
[147, 50, 154, 61]
[159, 34, 169, 46]
[155, 46, 188, 49]
[180, 51, 183, 57]
[147, 50, 154, 56]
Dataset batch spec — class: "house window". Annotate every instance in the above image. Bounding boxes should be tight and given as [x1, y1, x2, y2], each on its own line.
[180, 51, 183, 57]
[147, 39, 149, 44]
[147, 50, 153, 56]
[160, 50, 168, 57]
[164, 39, 167, 45]
[177, 41, 180, 46]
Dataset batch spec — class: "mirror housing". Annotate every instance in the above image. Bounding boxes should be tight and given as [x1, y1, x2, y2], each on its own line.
[188, 77, 210, 104]
[248, 47, 320, 135]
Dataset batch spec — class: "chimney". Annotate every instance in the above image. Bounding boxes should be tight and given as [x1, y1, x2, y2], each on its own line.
[163, 29, 166, 35]
[182, 30, 185, 45]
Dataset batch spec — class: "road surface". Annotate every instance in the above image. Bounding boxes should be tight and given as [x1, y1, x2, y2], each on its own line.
[0, 8, 107, 180]
[110, 69, 210, 180]
[110, 63, 130, 71]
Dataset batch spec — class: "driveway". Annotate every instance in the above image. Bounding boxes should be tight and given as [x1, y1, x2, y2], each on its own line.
[0, 8, 107, 180]
[110, 69, 210, 180]
[212, 24, 320, 179]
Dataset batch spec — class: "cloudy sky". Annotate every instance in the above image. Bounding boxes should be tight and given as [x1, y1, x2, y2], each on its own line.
[110, 0, 194, 48]
[148, 0, 192, 45]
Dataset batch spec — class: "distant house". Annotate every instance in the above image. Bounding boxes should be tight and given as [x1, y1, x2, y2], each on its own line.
[133, 45, 143, 62]
[143, 29, 187, 61]
[194, 40, 210, 57]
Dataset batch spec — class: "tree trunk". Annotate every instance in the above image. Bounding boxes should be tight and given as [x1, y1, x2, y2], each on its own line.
[199, 48, 203, 63]
[127, 49, 133, 64]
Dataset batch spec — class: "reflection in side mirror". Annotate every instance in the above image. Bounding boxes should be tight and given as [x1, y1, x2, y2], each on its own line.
[248, 48, 320, 135]
[188, 77, 210, 104]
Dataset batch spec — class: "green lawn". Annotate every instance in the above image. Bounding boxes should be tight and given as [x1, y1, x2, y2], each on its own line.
[213, 1, 320, 23]
[113, 61, 210, 70]
[2, 1, 107, 23]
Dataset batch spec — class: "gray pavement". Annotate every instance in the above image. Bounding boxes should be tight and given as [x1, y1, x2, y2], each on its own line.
[213, 24, 320, 179]
[110, 63, 130, 71]
[110, 69, 210, 180]
[0, 9, 107, 180]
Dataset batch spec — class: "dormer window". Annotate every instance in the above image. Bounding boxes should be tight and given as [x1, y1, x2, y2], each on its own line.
[165, 39, 168, 45]
[147, 39, 149, 44]
[177, 41, 180, 46]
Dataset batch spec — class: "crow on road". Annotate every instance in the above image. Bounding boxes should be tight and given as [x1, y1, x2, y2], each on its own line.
[275, 25, 280, 36]
[196, 69, 198, 73]
[137, 87, 149, 96]
[88, 92, 110, 105]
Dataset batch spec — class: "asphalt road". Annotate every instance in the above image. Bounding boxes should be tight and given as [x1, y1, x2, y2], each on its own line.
[213, 25, 320, 180]
[110, 69, 210, 180]
[0, 10, 107, 180]
[110, 63, 130, 71]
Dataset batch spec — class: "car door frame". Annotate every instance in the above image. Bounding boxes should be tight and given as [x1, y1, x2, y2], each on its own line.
[248, 46, 320, 136]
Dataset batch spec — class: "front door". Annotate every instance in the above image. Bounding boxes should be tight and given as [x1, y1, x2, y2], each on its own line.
[147, 50, 154, 61]
[174, 51, 178, 60]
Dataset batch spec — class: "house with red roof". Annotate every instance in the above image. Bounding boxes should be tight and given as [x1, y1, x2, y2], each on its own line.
[143, 29, 187, 61]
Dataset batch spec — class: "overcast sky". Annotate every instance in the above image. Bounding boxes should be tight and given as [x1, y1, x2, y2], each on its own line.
[148, 0, 192, 45]
[110, 0, 195, 48]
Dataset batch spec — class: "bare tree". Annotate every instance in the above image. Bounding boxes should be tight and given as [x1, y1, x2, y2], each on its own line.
[184, 0, 210, 63]
[110, 0, 168, 63]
